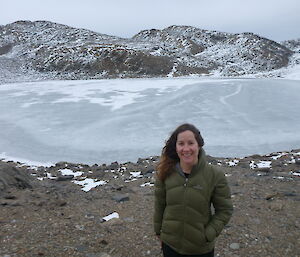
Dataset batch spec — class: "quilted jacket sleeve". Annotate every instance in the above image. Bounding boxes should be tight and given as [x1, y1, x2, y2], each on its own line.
[205, 169, 233, 242]
[153, 174, 166, 235]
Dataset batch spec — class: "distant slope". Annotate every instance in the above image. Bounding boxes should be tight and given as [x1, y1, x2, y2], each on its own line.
[0, 20, 297, 83]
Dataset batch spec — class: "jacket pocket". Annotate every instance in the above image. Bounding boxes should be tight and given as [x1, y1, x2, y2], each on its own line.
[205, 225, 217, 242]
[186, 223, 206, 246]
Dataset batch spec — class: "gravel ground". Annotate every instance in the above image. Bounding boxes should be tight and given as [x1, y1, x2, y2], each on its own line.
[1, 149, 300, 257]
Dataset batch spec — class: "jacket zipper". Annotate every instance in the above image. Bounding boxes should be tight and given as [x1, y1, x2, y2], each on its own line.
[182, 176, 189, 251]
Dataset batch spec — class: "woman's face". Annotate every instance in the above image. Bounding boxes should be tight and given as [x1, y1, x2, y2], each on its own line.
[176, 130, 200, 168]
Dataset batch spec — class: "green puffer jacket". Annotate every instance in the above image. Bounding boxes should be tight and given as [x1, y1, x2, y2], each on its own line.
[154, 149, 233, 255]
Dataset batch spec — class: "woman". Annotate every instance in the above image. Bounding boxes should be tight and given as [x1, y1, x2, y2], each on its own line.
[154, 123, 233, 257]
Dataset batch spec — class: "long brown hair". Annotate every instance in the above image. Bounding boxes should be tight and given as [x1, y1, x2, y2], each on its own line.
[156, 123, 204, 181]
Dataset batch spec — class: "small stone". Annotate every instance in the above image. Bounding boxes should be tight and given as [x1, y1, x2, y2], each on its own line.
[251, 218, 261, 225]
[230, 243, 240, 250]
[99, 253, 111, 257]
[76, 244, 88, 252]
[56, 175, 74, 181]
[85, 213, 95, 219]
[124, 217, 134, 222]
[4, 194, 17, 200]
[112, 194, 129, 202]
[269, 202, 284, 211]
[100, 239, 108, 245]
[75, 224, 85, 230]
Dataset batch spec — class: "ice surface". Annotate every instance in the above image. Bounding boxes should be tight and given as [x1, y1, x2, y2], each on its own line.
[0, 77, 300, 165]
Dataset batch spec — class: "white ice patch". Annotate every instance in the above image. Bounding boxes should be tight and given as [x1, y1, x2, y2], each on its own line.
[140, 182, 154, 187]
[269, 152, 288, 160]
[273, 176, 284, 180]
[125, 178, 138, 182]
[226, 159, 239, 166]
[73, 178, 107, 192]
[250, 161, 272, 169]
[291, 171, 300, 177]
[130, 171, 142, 178]
[287, 158, 296, 164]
[59, 168, 83, 177]
[257, 161, 272, 168]
[102, 212, 119, 221]
[46, 172, 57, 179]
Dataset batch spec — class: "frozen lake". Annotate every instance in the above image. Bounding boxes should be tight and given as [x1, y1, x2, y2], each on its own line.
[0, 77, 299, 165]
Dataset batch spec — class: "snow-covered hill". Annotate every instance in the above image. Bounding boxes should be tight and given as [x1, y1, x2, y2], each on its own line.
[0, 20, 298, 83]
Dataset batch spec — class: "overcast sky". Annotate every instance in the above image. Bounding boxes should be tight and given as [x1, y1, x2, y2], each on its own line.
[1, 0, 299, 42]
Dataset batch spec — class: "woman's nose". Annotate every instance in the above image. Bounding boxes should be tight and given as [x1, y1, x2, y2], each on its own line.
[182, 145, 189, 151]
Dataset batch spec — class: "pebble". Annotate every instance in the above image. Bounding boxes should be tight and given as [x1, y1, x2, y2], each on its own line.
[75, 224, 85, 230]
[112, 194, 129, 202]
[230, 243, 240, 250]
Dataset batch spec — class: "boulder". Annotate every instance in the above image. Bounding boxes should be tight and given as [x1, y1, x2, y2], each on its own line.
[0, 162, 33, 195]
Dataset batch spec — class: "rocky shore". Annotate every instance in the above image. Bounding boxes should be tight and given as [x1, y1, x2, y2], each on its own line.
[1, 149, 300, 257]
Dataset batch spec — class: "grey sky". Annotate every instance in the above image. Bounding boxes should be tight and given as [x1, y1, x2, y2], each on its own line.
[1, 0, 299, 42]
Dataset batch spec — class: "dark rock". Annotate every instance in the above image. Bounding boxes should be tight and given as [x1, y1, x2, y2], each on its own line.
[238, 162, 250, 169]
[0, 162, 33, 194]
[112, 194, 129, 202]
[283, 192, 297, 197]
[4, 194, 17, 200]
[100, 239, 109, 245]
[75, 244, 88, 252]
[266, 193, 280, 200]
[56, 175, 74, 181]
[249, 154, 263, 159]
[56, 199, 67, 207]
[108, 162, 119, 170]
[55, 162, 68, 168]
[0, 44, 13, 55]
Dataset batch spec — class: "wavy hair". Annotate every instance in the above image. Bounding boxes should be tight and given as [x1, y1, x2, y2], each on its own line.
[156, 123, 204, 181]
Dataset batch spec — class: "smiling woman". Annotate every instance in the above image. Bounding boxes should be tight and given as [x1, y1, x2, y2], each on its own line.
[176, 130, 201, 174]
[154, 123, 233, 256]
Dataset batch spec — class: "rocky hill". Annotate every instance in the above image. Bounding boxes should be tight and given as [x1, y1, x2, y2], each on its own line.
[0, 20, 297, 83]
[1, 149, 300, 256]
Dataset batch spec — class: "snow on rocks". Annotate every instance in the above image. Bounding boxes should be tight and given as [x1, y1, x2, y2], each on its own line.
[249, 160, 272, 169]
[226, 159, 239, 166]
[59, 168, 83, 177]
[73, 178, 107, 192]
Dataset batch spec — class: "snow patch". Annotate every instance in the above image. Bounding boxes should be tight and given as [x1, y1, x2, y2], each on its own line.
[73, 178, 107, 192]
[59, 168, 83, 177]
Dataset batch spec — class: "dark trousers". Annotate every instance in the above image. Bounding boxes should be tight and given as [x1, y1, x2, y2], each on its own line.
[162, 242, 214, 257]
